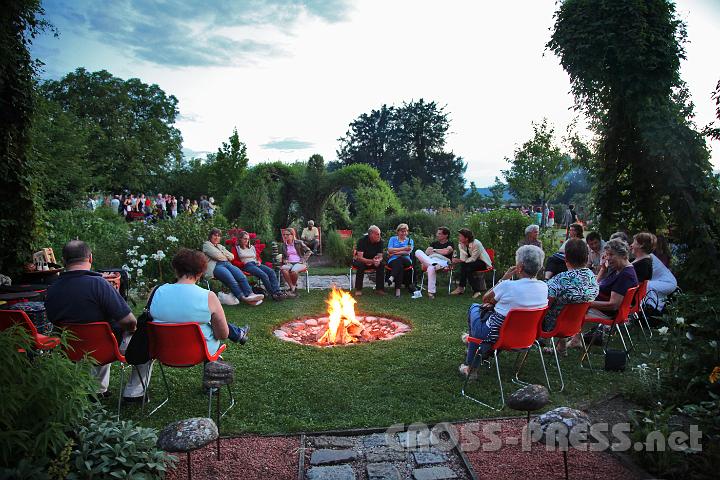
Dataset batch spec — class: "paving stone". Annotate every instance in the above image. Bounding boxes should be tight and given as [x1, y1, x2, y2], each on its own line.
[362, 433, 389, 448]
[398, 430, 437, 449]
[367, 462, 401, 480]
[412, 466, 458, 480]
[307, 464, 356, 480]
[313, 435, 356, 448]
[413, 451, 448, 465]
[310, 449, 360, 465]
[366, 450, 406, 463]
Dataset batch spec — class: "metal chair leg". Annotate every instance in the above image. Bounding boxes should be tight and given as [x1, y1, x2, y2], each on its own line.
[148, 363, 170, 416]
[550, 337, 565, 392]
[535, 340, 551, 392]
[116, 363, 125, 420]
[461, 349, 502, 410]
[494, 350, 506, 408]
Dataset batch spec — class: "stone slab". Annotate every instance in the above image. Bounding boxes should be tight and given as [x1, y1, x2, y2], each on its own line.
[412, 466, 458, 480]
[367, 462, 401, 480]
[313, 435, 356, 448]
[413, 451, 448, 465]
[307, 464, 356, 480]
[362, 433, 390, 448]
[310, 449, 360, 465]
[366, 450, 406, 463]
[398, 430, 437, 449]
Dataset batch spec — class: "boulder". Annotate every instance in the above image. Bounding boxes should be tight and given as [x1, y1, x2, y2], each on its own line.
[529, 407, 592, 447]
[157, 417, 218, 453]
[506, 384, 550, 412]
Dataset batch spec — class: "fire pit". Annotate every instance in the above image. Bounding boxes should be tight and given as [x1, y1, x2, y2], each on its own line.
[274, 287, 411, 347]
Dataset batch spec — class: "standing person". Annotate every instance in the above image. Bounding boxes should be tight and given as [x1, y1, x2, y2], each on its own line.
[543, 203, 550, 227]
[203, 228, 264, 306]
[352, 225, 385, 296]
[235, 231, 288, 301]
[110, 195, 120, 214]
[414, 226, 454, 299]
[279, 228, 312, 296]
[46, 240, 151, 402]
[199, 196, 210, 215]
[177, 196, 185, 215]
[301, 220, 320, 254]
[169, 196, 178, 218]
[547, 207, 555, 228]
[450, 228, 492, 298]
[156, 193, 166, 213]
[387, 223, 415, 297]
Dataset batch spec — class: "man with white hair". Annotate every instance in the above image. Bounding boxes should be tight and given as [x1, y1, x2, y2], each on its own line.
[352, 225, 385, 296]
[301, 220, 320, 254]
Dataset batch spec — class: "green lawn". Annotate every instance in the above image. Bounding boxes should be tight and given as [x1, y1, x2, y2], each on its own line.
[113, 288, 647, 434]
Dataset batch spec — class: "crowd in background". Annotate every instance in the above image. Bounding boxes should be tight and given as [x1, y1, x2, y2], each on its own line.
[87, 193, 216, 221]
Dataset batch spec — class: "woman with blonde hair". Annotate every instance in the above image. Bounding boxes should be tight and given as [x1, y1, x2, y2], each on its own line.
[279, 228, 312, 296]
[387, 223, 415, 297]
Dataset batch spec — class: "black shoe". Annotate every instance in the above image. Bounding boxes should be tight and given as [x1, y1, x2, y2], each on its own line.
[272, 293, 285, 301]
[228, 324, 250, 345]
[88, 390, 112, 402]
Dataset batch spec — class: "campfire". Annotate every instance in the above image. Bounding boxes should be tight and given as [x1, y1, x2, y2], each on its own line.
[274, 287, 411, 347]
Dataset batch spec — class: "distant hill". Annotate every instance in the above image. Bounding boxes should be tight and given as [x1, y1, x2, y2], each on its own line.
[464, 186, 513, 201]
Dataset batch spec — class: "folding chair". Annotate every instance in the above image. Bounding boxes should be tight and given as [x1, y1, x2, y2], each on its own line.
[58, 322, 132, 418]
[476, 248, 496, 287]
[629, 281, 652, 353]
[461, 306, 550, 410]
[538, 302, 591, 391]
[581, 286, 639, 367]
[385, 261, 415, 289]
[146, 322, 234, 419]
[0, 309, 60, 352]
[419, 262, 454, 294]
[348, 248, 377, 290]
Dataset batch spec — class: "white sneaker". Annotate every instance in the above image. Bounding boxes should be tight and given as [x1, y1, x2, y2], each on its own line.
[458, 364, 470, 376]
[218, 292, 240, 305]
[461, 333, 469, 344]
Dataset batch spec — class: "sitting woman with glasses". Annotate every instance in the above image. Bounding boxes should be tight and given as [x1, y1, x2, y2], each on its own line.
[279, 228, 312, 296]
[202, 228, 264, 306]
[235, 231, 289, 301]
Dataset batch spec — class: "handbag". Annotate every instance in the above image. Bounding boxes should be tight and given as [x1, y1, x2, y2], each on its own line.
[604, 349, 628, 371]
[125, 286, 159, 365]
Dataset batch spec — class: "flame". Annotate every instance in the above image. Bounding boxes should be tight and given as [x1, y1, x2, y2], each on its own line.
[318, 286, 363, 344]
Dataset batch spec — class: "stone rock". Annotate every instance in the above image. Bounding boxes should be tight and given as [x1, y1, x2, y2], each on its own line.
[273, 329, 288, 337]
[413, 451, 447, 465]
[365, 316, 378, 322]
[362, 433, 389, 448]
[305, 319, 318, 327]
[367, 462, 401, 480]
[506, 384, 550, 412]
[202, 361, 234, 388]
[156, 417, 218, 453]
[290, 322, 306, 330]
[398, 430, 437, 449]
[313, 435, 355, 448]
[307, 464, 356, 480]
[310, 449, 360, 465]
[317, 317, 329, 324]
[412, 466, 458, 480]
[529, 407, 592, 447]
[366, 450, 406, 463]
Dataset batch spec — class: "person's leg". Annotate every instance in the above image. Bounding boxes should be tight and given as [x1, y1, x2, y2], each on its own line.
[92, 364, 111, 394]
[390, 258, 404, 290]
[245, 263, 279, 294]
[291, 263, 307, 290]
[465, 260, 486, 293]
[414, 249, 432, 268]
[311, 239, 319, 253]
[258, 264, 282, 294]
[353, 260, 367, 291]
[225, 263, 253, 297]
[427, 265, 437, 294]
[123, 360, 153, 399]
[375, 261, 385, 291]
[401, 256, 414, 290]
[213, 263, 246, 300]
[280, 265, 293, 289]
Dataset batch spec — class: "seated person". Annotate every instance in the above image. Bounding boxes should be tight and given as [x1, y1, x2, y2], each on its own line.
[46, 240, 150, 402]
[630, 232, 654, 283]
[414, 226, 454, 299]
[235, 231, 288, 301]
[654, 234, 672, 268]
[301, 220, 320, 254]
[520, 224, 542, 248]
[646, 251, 677, 319]
[545, 223, 584, 279]
[352, 225, 385, 296]
[542, 239, 599, 353]
[460, 245, 548, 376]
[279, 227, 312, 296]
[203, 228, 264, 306]
[387, 223, 415, 297]
[585, 231, 605, 274]
[450, 228, 493, 298]
[150, 248, 248, 355]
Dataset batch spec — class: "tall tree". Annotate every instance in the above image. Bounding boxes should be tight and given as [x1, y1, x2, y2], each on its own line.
[489, 177, 507, 208]
[207, 128, 248, 202]
[40, 68, 183, 192]
[548, 0, 720, 288]
[0, 0, 48, 273]
[502, 119, 571, 222]
[397, 177, 449, 211]
[464, 182, 483, 211]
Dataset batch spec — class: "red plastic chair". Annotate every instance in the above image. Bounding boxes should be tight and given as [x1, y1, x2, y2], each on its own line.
[581, 286, 639, 366]
[462, 306, 550, 410]
[0, 309, 60, 351]
[629, 280, 653, 344]
[57, 322, 130, 418]
[475, 248, 496, 286]
[538, 302, 591, 391]
[349, 248, 378, 290]
[147, 322, 233, 418]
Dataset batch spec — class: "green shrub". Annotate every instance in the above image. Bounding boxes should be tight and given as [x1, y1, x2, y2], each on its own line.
[68, 405, 176, 480]
[376, 212, 442, 237]
[352, 184, 402, 231]
[324, 230, 355, 266]
[466, 209, 534, 273]
[0, 327, 95, 478]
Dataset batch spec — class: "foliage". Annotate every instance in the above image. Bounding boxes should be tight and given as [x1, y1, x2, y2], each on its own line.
[466, 209, 533, 273]
[324, 230, 355, 266]
[397, 177, 450, 211]
[547, 0, 720, 290]
[0, 327, 95, 477]
[377, 212, 447, 238]
[703, 78, 720, 141]
[0, 0, 49, 274]
[337, 99, 467, 205]
[67, 405, 176, 480]
[464, 182, 484, 211]
[205, 128, 248, 204]
[324, 191, 352, 230]
[351, 182, 402, 232]
[488, 177, 507, 208]
[45, 207, 130, 269]
[502, 119, 571, 220]
[39, 68, 183, 192]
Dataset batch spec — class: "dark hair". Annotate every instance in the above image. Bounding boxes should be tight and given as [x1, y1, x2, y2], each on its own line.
[586, 231, 602, 243]
[569, 223, 584, 238]
[458, 228, 474, 242]
[633, 232, 656, 254]
[609, 231, 630, 244]
[564, 238, 589, 267]
[172, 248, 208, 278]
[654, 234, 672, 267]
[437, 226, 450, 237]
[208, 228, 222, 240]
[62, 240, 92, 266]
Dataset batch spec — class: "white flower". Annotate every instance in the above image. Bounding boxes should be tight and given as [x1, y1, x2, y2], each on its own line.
[136, 236, 145, 243]
[710, 340, 717, 348]
[140, 254, 148, 260]
[676, 317, 685, 325]
[658, 326, 669, 335]
[137, 259, 147, 267]
[126, 249, 137, 257]
[136, 269, 143, 276]
[166, 235, 179, 242]
[151, 250, 166, 261]
[686, 331, 694, 341]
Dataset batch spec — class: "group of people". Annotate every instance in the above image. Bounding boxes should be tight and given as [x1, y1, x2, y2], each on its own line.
[89, 193, 217, 221]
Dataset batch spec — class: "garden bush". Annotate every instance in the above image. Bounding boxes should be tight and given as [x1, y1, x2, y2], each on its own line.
[324, 230, 355, 266]
[466, 209, 534, 272]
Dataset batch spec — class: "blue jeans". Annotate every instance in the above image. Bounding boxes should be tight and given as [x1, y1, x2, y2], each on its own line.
[242, 262, 280, 294]
[466, 303, 493, 366]
[213, 262, 252, 299]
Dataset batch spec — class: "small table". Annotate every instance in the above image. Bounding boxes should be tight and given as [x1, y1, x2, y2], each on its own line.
[0, 291, 40, 303]
[21, 268, 63, 285]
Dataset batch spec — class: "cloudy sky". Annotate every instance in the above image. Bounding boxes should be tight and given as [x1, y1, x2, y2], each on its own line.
[32, 0, 720, 186]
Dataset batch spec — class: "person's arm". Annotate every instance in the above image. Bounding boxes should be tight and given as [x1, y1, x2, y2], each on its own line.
[203, 241, 228, 261]
[118, 312, 137, 333]
[465, 242, 481, 263]
[590, 290, 623, 311]
[208, 291, 229, 340]
[219, 244, 234, 261]
[434, 245, 454, 256]
[482, 266, 515, 303]
[387, 237, 404, 255]
[299, 241, 313, 262]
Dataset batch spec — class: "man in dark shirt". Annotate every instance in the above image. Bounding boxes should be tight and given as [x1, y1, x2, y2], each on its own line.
[352, 225, 385, 296]
[47, 240, 150, 402]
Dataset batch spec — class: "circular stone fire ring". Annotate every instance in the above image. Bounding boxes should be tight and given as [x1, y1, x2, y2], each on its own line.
[273, 314, 412, 347]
